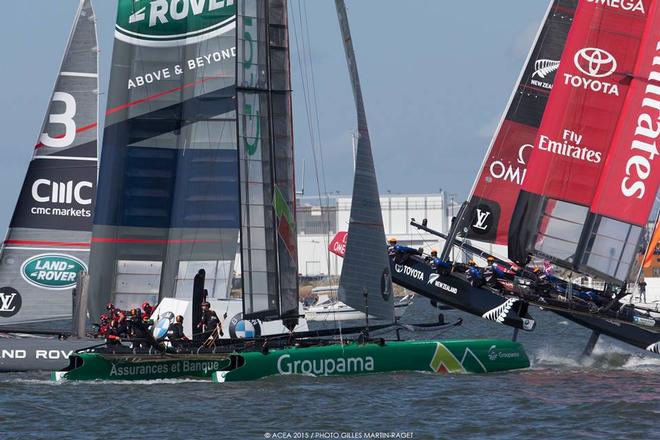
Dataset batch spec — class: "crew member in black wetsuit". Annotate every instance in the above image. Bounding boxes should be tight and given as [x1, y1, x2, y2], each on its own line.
[197, 302, 222, 338]
[168, 315, 189, 347]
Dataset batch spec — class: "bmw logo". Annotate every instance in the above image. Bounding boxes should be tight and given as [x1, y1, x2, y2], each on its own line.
[228, 313, 261, 339]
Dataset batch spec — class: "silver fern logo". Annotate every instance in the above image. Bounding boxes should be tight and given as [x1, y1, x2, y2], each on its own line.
[533, 59, 560, 79]
[481, 298, 517, 324]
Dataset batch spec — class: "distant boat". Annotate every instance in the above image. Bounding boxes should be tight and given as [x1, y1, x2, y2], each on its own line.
[303, 286, 413, 322]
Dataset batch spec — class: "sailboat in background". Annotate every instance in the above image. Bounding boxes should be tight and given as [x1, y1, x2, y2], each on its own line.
[0, 0, 98, 327]
[0, 0, 101, 372]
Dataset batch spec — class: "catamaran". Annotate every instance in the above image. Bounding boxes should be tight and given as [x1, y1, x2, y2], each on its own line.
[375, 0, 660, 356]
[52, 0, 530, 382]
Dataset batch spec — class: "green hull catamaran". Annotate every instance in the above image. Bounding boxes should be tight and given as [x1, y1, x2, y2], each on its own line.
[50, 0, 533, 383]
[214, 340, 529, 382]
[52, 339, 529, 382]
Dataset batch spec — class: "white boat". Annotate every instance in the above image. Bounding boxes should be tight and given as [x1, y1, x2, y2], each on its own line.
[303, 286, 413, 322]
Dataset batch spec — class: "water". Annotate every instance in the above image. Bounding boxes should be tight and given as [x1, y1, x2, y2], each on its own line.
[0, 301, 658, 440]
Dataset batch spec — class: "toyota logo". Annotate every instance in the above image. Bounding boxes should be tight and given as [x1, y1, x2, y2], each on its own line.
[574, 48, 617, 78]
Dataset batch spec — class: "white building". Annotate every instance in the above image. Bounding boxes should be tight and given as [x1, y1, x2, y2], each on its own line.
[296, 193, 471, 277]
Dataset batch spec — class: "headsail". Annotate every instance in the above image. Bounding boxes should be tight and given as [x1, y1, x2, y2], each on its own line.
[462, 1, 578, 244]
[509, 0, 656, 283]
[89, 0, 298, 321]
[335, 0, 393, 321]
[0, 0, 98, 325]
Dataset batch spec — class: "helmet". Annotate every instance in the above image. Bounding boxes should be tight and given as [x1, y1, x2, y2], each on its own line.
[142, 301, 152, 310]
[106, 302, 114, 310]
[388, 237, 397, 244]
[468, 259, 476, 266]
[100, 314, 108, 321]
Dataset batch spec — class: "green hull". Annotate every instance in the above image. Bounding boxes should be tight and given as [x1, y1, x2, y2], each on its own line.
[51, 354, 232, 381]
[52, 339, 529, 382]
[214, 339, 529, 382]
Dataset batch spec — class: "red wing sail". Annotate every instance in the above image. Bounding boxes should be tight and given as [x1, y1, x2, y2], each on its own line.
[464, 1, 578, 244]
[509, 0, 657, 282]
[591, 2, 660, 226]
[523, 2, 650, 205]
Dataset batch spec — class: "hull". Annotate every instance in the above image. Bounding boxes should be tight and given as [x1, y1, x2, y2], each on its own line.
[0, 334, 97, 372]
[53, 339, 529, 382]
[391, 256, 536, 331]
[304, 297, 411, 322]
[214, 339, 530, 382]
[554, 310, 660, 354]
[52, 352, 232, 381]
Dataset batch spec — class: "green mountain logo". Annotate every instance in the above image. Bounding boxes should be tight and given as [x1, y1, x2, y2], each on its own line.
[20, 254, 87, 290]
[116, 0, 236, 47]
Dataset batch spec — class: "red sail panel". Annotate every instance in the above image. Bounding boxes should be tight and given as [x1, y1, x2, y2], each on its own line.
[523, 1, 652, 205]
[465, 1, 577, 245]
[591, 2, 660, 226]
[470, 121, 537, 243]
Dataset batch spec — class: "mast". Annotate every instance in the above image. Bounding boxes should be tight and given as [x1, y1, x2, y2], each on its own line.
[0, 0, 98, 326]
[237, 0, 299, 323]
[335, 0, 393, 321]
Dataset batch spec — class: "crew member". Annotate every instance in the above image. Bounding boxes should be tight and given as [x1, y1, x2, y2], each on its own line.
[96, 314, 111, 338]
[638, 280, 647, 303]
[466, 260, 484, 287]
[168, 315, 189, 347]
[428, 249, 451, 275]
[387, 237, 421, 262]
[197, 302, 222, 337]
[141, 301, 153, 320]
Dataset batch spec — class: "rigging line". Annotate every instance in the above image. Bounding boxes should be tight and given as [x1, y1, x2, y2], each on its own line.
[291, 1, 331, 247]
[299, 0, 333, 279]
[291, 1, 337, 331]
[301, 0, 329, 200]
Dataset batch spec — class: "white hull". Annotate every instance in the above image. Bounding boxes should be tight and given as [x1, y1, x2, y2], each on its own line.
[303, 296, 413, 322]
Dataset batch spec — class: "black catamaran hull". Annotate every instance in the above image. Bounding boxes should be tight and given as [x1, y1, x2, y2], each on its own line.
[0, 334, 100, 372]
[553, 311, 660, 354]
[390, 257, 535, 331]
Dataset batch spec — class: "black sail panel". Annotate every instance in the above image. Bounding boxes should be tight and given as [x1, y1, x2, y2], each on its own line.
[238, 0, 298, 322]
[335, 0, 394, 321]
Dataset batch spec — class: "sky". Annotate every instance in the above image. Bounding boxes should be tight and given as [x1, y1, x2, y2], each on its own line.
[0, 0, 549, 233]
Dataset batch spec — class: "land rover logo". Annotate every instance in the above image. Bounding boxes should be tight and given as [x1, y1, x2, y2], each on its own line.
[116, 0, 236, 47]
[20, 254, 87, 290]
[0, 287, 22, 318]
[228, 313, 261, 339]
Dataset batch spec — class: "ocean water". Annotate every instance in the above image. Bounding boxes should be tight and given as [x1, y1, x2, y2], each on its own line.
[0, 300, 658, 440]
